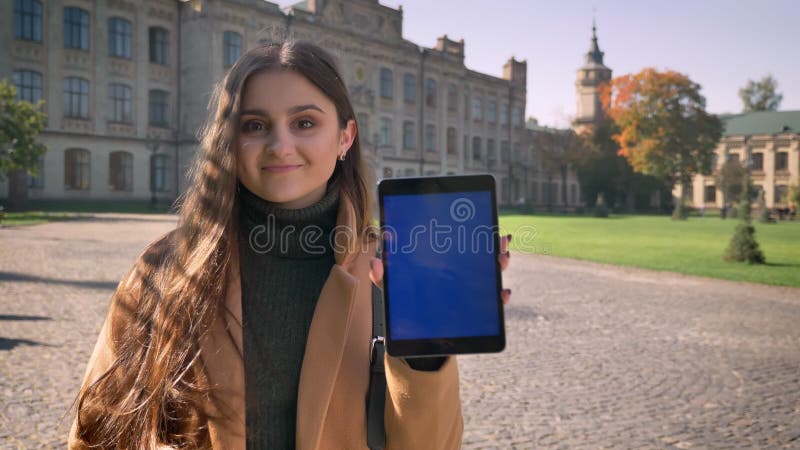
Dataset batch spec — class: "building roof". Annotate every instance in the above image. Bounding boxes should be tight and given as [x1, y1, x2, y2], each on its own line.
[721, 110, 800, 136]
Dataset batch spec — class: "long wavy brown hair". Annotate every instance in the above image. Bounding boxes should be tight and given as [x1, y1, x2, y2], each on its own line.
[72, 40, 375, 448]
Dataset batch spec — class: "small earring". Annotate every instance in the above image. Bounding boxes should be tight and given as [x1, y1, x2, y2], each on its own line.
[338, 152, 346, 161]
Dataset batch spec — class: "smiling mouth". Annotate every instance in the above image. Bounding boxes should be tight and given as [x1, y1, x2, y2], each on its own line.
[262, 165, 302, 173]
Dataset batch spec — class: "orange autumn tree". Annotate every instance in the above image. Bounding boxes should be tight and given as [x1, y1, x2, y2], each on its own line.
[600, 68, 722, 219]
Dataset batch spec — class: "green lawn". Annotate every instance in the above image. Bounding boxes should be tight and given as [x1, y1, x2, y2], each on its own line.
[1, 199, 174, 227]
[500, 214, 800, 288]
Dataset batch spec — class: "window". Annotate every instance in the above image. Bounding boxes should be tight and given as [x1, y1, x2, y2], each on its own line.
[109, 83, 132, 123]
[446, 127, 456, 155]
[149, 90, 169, 126]
[425, 78, 436, 108]
[64, 7, 89, 50]
[512, 106, 523, 127]
[487, 139, 495, 162]
[513, 142, 521, 162]
[356, 113, 369, 144]
[28, 154, 44, 189]
[108, 17, 131, 58]
[14, 0, 42, 42]
[571, 184, 577, 205]
[149, 27, 169, 65]
[472, 96, 482, 121]
[13, 70, 42, 103]
[751, 152, 763, 171]
[63, 77, 89, 118]
[425, 124, 435, 152]
[403, 73, 416, 103]
[447, 83, 457, 112]
[472, 137, 481, 161]
[500, 140, 509, 164]
[65, 148, 90, 190]
[463, 136, 468, 162]
[704, 185, 716, 203]
[380, 68, 393, 99]
[775, 151, 789, 171]
[404, 168, 416, 177]
[223, 31, 242, 68]
[150, 154, 169, 192]
[726, 153, 740, 164]
[109, 151, 133, 191]
[403, 121, 415, 149]
[379, 117, 392, 146]
[500, 102, 508, 126]
[487, 100, 497, 124]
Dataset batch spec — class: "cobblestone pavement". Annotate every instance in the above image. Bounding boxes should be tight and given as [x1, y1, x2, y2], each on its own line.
[2, 215, 799, 449]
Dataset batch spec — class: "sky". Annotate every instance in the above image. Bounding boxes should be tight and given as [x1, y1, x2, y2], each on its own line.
[277, 0, 800, 129]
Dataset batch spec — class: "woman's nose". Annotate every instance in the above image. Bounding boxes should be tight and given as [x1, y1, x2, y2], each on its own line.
[264, 125, 294, 158]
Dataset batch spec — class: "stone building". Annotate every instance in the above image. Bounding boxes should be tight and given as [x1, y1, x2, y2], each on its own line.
[1, 0, 536, 206]
[680, 111, 800, 209]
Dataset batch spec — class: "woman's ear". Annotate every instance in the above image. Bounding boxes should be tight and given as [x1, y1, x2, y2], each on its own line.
[339, 119, 357, 156]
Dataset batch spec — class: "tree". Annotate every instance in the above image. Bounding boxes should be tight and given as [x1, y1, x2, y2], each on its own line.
[0, 79, 48, 211]
[723, 173, 765, 264]
[714, 159, 747, 216]
[738, 75, 783, 112]
[600, 68, 723, 219]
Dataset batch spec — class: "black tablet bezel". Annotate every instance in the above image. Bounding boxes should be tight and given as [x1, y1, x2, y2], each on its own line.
[377, 173, 506, 358]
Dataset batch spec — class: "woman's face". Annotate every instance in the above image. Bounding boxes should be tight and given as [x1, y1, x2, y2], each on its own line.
[236, 70, 356, 209]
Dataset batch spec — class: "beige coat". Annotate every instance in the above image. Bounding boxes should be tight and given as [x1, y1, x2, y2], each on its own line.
[69, 192, 463, 449]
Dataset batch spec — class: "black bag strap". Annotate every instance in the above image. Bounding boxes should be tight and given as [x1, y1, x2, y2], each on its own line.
[367, 276, 387, 449]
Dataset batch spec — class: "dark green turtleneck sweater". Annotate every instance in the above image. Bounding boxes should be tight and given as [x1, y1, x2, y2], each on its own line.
[236, 182, 447, 449]
[237, 182, 340, 449]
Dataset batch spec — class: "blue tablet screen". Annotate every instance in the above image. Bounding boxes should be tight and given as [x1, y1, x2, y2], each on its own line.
[383, 191, 500, 340]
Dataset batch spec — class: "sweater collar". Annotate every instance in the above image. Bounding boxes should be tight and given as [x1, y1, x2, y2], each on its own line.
[237, 181, 340, 259]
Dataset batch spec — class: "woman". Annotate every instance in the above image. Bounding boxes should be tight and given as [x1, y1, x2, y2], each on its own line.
[69, 40, 512, 449]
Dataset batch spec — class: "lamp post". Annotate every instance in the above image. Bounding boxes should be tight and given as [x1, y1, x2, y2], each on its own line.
[145, 137, 160, 210]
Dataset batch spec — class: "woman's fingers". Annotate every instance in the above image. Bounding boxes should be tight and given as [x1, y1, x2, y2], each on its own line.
[501, 288, 512, 305]
[369, 256, 384, 289]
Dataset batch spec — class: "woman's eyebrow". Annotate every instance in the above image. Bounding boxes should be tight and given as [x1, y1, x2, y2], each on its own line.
[240, 104, 325, 117]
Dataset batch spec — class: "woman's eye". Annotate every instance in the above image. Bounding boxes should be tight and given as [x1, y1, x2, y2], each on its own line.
[241, 120, 266, 133]
[297, 119, 314, 130]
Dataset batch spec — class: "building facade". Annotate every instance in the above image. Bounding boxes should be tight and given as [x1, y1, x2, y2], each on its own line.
[680, 111, 800, 209]
[1, 0, 585, 208]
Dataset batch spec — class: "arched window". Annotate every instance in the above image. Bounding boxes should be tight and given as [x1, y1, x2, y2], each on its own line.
[65, 148, 90, 190]
[13, 70, 42, 103]
[109, 151, 133, 191]
[14, 0, 42, 42]
[425, 78, 436, 108]
[150, 154, 169, 192]
[64, 7, 89, 50]
[109, 83, 132, 123]
[63, 77, 89, 118]
[223, 31, 242, 67]
[380, 68, 393, 99]
[149, 90, 169, 126]
[402, 121, 415, 149]
[149, 27, 169, 64]
[108, 17, 132, 58]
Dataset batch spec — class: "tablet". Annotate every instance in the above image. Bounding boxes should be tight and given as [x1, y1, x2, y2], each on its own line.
[378, 174, 506, 358]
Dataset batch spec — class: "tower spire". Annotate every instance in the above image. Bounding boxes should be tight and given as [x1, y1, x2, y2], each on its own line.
[586, 16, 604, 65]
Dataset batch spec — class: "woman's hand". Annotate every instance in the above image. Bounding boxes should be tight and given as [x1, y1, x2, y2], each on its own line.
[369, 233, 513, 305]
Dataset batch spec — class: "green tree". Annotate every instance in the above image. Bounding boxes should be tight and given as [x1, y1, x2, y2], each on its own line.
[600, 68, 723, 219]
[714, 159, 748, 216]
[0, 79, 47, 211]
[723, 173, 765, 264]
[738, 75, 783, 112]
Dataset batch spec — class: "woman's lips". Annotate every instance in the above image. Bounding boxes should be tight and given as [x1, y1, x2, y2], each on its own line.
[261, 164, 302, 173]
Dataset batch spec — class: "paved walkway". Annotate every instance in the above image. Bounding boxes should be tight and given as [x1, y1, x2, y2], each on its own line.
[1, 215, 799, 449]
